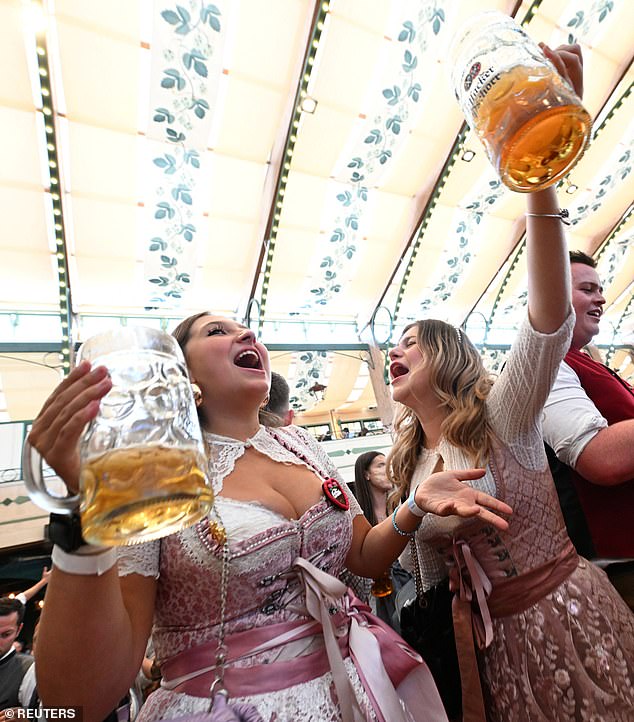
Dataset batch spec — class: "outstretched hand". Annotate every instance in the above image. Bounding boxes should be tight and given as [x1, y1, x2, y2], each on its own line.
[414, 468, 512, 531]
[540, 42, 584, 99]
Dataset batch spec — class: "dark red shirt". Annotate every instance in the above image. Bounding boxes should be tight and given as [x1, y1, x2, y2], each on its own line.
[564, 348, 634, 557]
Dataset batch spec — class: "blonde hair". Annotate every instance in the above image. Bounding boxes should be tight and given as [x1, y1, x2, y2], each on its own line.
[387, 319, 493, 510]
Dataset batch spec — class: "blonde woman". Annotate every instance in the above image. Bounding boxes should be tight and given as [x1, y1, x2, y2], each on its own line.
[387, 44, 634, 722]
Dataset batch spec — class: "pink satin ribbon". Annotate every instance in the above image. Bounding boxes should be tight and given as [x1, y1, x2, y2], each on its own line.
[161, 557, 439, 722]
[450, 540, 579, 722]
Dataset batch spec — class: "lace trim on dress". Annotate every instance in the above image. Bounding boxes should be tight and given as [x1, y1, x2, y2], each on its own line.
[117, 541, 160, 578]
[204, 426, 325, 495]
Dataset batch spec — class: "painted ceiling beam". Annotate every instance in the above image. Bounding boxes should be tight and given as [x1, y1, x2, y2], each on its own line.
[243, 0, 325, 325]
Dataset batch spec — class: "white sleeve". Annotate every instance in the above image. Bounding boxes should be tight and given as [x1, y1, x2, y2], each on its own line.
[542, 361, 608, 468]
[487, 310, 574, 470]
[15, 593, 27, 606]
[18, 663, 36, 707]
[116, 540, 160, 578]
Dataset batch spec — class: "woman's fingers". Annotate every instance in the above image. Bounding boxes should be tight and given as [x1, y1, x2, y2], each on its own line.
[27, 361, 113, 488]
[539, 42, 584, 98]
[474, 492, 513, 516]
[453, 468, 486, 481]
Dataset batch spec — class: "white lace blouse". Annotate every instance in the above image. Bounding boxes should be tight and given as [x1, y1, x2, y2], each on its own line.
[400, 312, 575, 590]
[117, 424, 363, 578]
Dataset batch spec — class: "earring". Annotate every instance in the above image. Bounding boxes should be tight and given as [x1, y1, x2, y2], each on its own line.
[260, 395, 270, 410]
[191, 383, 203, 408]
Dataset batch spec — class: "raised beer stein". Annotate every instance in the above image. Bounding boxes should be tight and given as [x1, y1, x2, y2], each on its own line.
[449, 11, 591, 192]
[23, 326, 214, 546]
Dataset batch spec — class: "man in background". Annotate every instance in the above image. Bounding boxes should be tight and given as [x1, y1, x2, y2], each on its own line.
[263, 371, 294, 427]
[543, 250, 634, 607]
[0, 598, 34, 711]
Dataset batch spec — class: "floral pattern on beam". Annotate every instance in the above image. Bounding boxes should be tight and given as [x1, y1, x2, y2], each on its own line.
[144, 1, 227, 307]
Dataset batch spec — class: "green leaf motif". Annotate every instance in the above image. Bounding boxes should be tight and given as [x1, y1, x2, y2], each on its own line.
[382, 85, 401, 106]
[386, 116, 402, 135]
[431, 9, 445, 36]
[201, 4, 222, 31]
[166, 128, 186, 143]
[347, 157, 363, 169]
[172, 185, 193, 204]
[161, 10, 181, 25]
[397, 21, 415, 43]
[192, 98, 210, 119]
[336, 191, 352, 207]
[402, 50, 418, 72]
[179, 223, 196, 241]
[155, 202, 175, 220]
[567, 10, 584, 27]
[153, 154, 177, 175]
[364, 129, 382, 145]
[149, 237, 167, 252]
[162, 69, 186, 91]
[153, 107, 175, 123]
[184, 150, 201, 168]
[149, 276, 169, 286]
[408, 83, 421, 102]
[330, 228, 345, 242]
[345, 215, 359, 230]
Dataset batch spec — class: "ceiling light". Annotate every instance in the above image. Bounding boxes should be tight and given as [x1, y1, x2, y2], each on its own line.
[300, 96, 318, 114]
[462, 149, 476, 162]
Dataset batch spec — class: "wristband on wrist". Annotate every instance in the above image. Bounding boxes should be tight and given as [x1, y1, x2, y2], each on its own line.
[406, 483, 426, 518]
[391, 507, 419, 537]
[52, 544, 117, 576]
[47, 512, 86, 553]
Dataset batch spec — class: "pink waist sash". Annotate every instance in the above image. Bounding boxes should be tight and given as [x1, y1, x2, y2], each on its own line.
[161, 558, 446, 722]
[451, 539, 579, 722]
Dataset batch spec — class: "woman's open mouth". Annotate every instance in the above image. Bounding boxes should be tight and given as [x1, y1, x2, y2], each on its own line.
[390, 362, 409, 381]
[234, 349, 263, 371]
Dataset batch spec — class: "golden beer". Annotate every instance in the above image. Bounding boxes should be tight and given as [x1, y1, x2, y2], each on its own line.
[371, 571, 394, 598]
[473, 65, 591, 192]
[80, 445, 213, 546]
[451, 11, 592, 192]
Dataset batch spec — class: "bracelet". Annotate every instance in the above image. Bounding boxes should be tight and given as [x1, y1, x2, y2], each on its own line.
[391, 507, 419, 537]
[406, 483, 426, 518]
[52, 544, 117, 576]
[525, 209, 570, 225]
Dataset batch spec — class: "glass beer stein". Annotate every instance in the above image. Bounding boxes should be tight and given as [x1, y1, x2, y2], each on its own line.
[371, 571, 394, 598]
[449, 11, 591, 192]
[23, 326, 214, 546]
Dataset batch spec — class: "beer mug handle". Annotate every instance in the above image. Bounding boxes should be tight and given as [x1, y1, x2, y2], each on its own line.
[22, 440, 80, 514]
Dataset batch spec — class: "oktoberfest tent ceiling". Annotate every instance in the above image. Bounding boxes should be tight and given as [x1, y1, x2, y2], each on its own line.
[0, 0, 633, 423]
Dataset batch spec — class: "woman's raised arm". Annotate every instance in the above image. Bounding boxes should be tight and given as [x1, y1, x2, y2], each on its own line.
[525, 44, 584, 334]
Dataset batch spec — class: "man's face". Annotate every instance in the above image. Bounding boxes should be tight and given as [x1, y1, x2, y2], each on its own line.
[0, 612, 22, 657]
[571, 263, 605, 350]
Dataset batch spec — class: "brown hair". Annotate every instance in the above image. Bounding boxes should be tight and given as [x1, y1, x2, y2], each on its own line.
[387, 319, 493, 510]
[353, 451, 386, 526]
[569, 250, 596, 268]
